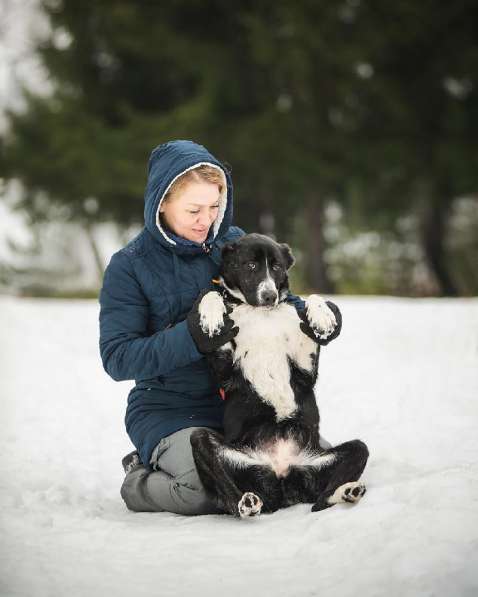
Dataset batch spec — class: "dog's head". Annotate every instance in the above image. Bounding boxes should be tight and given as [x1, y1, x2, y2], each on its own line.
[219, 233, 295, 308]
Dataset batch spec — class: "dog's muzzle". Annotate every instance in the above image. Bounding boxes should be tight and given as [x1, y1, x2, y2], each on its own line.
[259, 289, 278, 307]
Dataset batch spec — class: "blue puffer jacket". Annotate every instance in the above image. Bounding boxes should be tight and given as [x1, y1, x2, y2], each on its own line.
[99, 140, 304, 468]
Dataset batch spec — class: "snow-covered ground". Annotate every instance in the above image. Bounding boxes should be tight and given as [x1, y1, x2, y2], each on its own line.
[1, 295, 477, 597]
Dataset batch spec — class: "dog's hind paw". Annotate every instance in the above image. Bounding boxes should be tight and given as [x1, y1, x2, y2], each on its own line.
[328, 481, 367, 505]
[238, 492, 263, 518]
[311, 481, 366, 512]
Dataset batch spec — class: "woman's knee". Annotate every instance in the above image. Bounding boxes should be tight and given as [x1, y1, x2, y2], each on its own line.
[170, 469, 220, 515]
[120, 466, 219, 515]
[120, 467, 160, 512]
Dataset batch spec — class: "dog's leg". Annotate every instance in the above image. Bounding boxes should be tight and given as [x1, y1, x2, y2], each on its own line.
[190, 429, 243, 515]
[206, 341, 235, 390]
[191, 429, 269, 518]
[282, 439, 369, 512]
[311, 440, 369, 511]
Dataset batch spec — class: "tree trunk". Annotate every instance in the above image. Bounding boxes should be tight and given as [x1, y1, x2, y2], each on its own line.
[304, 199, 334, 294]
[84, 223, 105, 287]
[419, 195, 458, 297]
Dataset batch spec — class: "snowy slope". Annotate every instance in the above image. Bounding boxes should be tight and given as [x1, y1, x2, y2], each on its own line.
[1, 295, 478, 597]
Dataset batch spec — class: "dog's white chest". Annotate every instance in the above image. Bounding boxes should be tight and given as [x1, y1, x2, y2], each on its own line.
[229, 303, 316, 420]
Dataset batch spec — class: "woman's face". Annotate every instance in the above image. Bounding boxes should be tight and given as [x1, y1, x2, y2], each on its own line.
[159, 180, 221, 244]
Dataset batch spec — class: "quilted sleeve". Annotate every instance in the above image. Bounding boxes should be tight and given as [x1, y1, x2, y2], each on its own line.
[285, 291, 306, 312]
[99, 251, 202, 382]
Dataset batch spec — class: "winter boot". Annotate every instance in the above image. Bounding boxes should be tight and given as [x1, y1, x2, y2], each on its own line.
[122, 450, 142, 474]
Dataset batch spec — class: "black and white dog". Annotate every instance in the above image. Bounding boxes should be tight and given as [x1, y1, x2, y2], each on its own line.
[190, 233, 369, 518]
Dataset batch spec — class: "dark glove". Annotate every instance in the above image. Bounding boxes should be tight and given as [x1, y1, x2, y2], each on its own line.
[187, 289, 239, 354]
[298, 300, 342, 346]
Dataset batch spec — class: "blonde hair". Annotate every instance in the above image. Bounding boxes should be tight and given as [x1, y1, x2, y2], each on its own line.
[164, 164, 225, 203]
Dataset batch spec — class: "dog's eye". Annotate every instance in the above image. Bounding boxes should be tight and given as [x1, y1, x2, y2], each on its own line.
[271, 264, 281, 271]
[248, 262, 256, 270]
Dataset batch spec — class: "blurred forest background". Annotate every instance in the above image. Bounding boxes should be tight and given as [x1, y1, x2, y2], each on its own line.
[1, 0, 477, 298]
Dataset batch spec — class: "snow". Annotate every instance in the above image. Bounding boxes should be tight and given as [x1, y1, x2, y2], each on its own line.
[1, 295, 478, 597]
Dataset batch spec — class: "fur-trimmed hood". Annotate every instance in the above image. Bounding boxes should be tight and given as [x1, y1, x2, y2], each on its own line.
[143, 140, 234, 255]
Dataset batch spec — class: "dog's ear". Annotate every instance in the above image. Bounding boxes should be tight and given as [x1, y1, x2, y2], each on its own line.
[279, 243, 295, 270]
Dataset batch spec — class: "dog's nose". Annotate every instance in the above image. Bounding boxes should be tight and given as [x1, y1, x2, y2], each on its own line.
[261, 290, 277, 306]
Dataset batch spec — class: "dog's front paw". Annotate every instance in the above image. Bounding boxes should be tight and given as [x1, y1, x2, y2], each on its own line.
[238, 492, 263, 518]
[198, 291, 228, 337]
[303, 295, 337, 340]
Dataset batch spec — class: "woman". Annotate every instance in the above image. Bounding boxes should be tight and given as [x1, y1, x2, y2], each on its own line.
[99, 139, 319, 515]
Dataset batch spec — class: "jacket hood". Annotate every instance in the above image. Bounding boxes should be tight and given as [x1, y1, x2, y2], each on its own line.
[144, 140, 233, 255]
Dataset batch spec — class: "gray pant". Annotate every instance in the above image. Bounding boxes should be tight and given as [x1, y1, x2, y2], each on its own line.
[120, 427, 222, 515]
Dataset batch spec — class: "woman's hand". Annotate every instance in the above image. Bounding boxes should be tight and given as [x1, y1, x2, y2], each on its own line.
[187, 289, 239, 354]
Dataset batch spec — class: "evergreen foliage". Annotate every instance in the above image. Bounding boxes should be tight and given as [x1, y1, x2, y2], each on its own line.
[3, 0, 478, 295]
